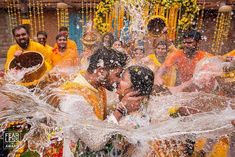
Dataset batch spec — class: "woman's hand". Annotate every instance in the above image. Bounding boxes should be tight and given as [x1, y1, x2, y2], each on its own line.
[119, 91, 144, 114]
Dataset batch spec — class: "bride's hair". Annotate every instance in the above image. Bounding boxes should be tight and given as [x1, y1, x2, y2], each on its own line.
[127, 65, 154, 96]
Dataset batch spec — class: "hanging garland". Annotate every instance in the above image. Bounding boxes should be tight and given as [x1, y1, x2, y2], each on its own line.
[94, 0, 116, 34]
[94, 0, 199, 33]
[150, 0, 199, 30]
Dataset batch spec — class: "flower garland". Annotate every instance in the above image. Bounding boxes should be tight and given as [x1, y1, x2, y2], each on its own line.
[94, 0, 199, 33]
[94, 0, 116, 34]
[149, 0, 200, 30]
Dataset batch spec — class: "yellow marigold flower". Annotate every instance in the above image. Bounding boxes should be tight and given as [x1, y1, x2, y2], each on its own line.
[168, 106, 180, 115]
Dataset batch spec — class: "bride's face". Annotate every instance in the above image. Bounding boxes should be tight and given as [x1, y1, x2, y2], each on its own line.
[116, 70, 133, 97]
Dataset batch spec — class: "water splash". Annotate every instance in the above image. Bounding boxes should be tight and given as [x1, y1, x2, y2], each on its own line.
[0, 80, 235, 156]
[121, 0, 148, 41]
[4, 64, 41, 83]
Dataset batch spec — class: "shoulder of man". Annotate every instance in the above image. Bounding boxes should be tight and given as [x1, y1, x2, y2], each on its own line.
[197, 50, 213, 57]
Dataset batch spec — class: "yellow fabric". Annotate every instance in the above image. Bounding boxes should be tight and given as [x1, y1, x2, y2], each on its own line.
[148, 54, 161, 66]
[150, 137, 229, 156]
[54, 39, 78, 53]
[5, 40, 52, 72]
[147, 54, 176, 86]
[45, 44, 53, 55]
[193, 137, 229, 157]
[61, 72, 107, 120]
[224, 49, 235, 57]
[51, 48, 79, 67]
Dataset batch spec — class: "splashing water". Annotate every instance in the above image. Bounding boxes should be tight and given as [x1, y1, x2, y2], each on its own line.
[121, 0, 148, 41]
[4, 64, 41, 83]
[0, 75, 235, 157]
[193, 56, 230, 88]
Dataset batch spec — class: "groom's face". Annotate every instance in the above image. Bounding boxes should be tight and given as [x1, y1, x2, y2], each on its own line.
[101, 67, 123, 91]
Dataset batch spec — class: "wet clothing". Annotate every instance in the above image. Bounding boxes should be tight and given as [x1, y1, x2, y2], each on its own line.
[61, 71, 107, 120]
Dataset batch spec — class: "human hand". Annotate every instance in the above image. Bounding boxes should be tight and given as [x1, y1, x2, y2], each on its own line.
[14, 50, 23, 57]
[118, 91, 144, 114]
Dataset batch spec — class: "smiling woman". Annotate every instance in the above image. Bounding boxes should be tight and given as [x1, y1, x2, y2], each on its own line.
[51, 33, 79, 68]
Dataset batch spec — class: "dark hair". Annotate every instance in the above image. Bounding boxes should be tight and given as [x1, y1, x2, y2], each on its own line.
[12, 25, 30, 36]
[56, 33, 67, 40]
[155, 40, 168, 49]
[183, 30, 202, 42]
[37, 31, 48, 38]
[87, 47, 128, 73]
[147, 18, 166, 35]
[127, 66, 154, 96]
[102, 32, 114, 44]
[59, 26, 68, 32]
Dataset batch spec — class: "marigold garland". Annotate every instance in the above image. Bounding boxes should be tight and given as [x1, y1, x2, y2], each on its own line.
[94, 0, 199, 33]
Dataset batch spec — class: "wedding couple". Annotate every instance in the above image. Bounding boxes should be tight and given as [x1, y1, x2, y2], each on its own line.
[48, 46, 154, 126]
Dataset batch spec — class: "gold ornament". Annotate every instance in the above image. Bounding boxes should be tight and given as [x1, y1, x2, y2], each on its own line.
[57, 2, 69, 31]
[211, 5, 232, 54]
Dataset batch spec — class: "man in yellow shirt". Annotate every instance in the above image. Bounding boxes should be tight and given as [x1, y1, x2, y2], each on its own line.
[5, 25, 52, 72]
[46, 47, 128, 120]
[37, 31, 53, 55]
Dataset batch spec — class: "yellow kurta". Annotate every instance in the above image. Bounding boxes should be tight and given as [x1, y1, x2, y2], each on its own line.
[5, 40, 52, 71]
[223, 49, 235, 57]
[148, 54, 176, 87]
[61, 72, 107, 120]
[44, 44, 53, 56]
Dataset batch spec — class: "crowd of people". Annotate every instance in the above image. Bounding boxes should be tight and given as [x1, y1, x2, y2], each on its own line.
[3, 24, 235, 124]
[1, 24, 235, 156]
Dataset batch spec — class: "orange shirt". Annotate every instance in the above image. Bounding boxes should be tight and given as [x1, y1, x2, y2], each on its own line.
[54, 39, 78, 53]
[51, 47, 79, 67]
[163, 50, 212, 83]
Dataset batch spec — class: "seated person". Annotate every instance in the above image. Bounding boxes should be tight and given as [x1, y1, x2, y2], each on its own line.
[108, 65, 154, 128]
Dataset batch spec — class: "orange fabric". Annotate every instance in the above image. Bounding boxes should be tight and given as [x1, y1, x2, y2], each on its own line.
[163, 50, 213, 83]
[51, 47, 79, 67]
[54, 39, 78, 52]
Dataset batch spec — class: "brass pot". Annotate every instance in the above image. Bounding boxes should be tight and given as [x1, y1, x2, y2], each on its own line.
[8, 51, 47, 87]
